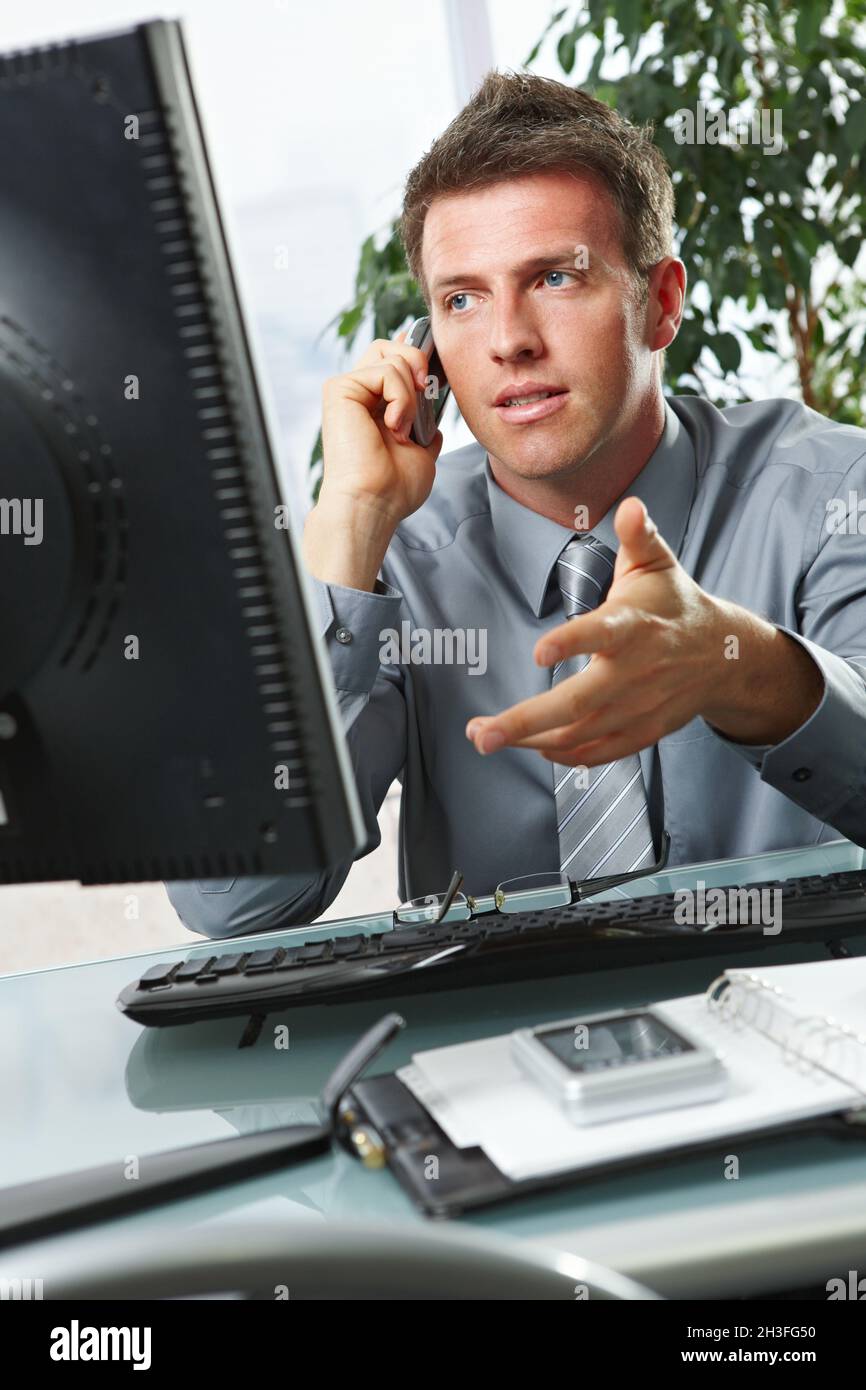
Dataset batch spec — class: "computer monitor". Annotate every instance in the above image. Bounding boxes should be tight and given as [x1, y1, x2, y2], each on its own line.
[0, 18, 365, 883]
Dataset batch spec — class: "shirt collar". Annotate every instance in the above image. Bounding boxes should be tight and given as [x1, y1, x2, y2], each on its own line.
[484, 399, 697, 617]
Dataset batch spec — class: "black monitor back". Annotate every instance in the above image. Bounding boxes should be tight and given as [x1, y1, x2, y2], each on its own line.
[0, 19, 365, 883]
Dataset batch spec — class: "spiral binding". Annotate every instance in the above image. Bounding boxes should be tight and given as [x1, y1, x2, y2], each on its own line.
[705, 970, 866, 1099]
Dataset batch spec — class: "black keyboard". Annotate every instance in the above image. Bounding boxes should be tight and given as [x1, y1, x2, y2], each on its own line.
[116, 868, 866, 1027]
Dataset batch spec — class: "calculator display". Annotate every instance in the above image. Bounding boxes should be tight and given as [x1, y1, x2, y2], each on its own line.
[537, 1012, 694, 1073]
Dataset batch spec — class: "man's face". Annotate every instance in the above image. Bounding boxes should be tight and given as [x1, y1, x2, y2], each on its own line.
[422, 169, 658, 484]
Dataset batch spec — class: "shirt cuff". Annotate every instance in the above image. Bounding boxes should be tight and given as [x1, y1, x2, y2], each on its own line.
[309, 575, 403, 693]
[708, 626, 865, 821]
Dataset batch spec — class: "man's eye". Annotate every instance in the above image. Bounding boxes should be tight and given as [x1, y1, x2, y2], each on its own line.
[542, 270, 579, 288]
[445, 292, 476, 313]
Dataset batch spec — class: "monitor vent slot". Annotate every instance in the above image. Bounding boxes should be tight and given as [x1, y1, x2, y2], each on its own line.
[135, 107, 313, 803]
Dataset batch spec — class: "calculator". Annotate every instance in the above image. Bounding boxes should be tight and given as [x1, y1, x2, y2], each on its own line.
[510, 1007, 728, 1126]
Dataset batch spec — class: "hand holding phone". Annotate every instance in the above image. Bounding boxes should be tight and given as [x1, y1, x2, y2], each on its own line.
[406, 316, 452, 447]
[306, 321, 447, 591]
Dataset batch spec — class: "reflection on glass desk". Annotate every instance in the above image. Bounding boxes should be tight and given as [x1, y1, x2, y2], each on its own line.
[1, 839, 866, 1299]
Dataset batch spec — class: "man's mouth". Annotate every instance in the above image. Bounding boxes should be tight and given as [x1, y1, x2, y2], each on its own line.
[493, 385, 569, 423]
[502, 390, 560, 406]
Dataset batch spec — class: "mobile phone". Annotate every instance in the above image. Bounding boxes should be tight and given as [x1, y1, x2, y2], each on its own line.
[510, 1007, 728, 1126]
[405, 316, 451, 446]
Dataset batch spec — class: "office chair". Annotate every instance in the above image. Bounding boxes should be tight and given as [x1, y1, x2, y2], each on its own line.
[8, 1218, 662, 1300]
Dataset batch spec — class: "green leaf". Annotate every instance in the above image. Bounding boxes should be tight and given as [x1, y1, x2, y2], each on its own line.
[594, 82, 619, 106]
[795, 0, 823, 54]
[337, 303, 364, 341]
[614, 0, 642, 53]
[711, 331, 742, 374]
[843, 97, 866, 153]
[838, 234, 862, 267]
[585, 36, 607, 87]
[794, 219, 822, 257]
[557, 29, 578, 74]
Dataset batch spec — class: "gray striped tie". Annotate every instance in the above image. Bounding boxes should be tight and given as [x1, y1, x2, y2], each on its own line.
[552, 534, 655, 880]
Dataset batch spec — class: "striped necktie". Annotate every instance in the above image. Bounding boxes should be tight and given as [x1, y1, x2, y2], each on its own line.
[552, 534, 655, 880]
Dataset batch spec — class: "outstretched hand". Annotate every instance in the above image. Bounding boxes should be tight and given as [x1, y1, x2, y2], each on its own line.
[465, 497, 823, 763]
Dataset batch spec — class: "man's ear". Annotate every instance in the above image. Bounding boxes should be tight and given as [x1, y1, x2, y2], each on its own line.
[648, 257, 686, 353]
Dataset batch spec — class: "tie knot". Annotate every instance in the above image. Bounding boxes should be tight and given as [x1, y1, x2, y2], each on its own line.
[556, 534, 616, 618]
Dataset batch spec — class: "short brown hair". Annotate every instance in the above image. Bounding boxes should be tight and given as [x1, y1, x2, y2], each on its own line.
[400, 70, 674, 304]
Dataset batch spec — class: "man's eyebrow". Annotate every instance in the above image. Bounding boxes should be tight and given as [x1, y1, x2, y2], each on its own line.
[429, 248, 596, 297]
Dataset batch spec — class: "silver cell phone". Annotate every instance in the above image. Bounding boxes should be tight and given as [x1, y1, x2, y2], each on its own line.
[511, 1006, 728, 1126]
[406, 316, 451, 446]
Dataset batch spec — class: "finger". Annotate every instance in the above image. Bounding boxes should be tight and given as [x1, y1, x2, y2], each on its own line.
[533, 607, 631, 667]
[387, 426, 444, 464]
[537, 725, 656, 767]
[356, 336, 429, 390]
[378, 357, 421, 439]
[512, 692, 661, 751]
[376, 352, 429, 439]
[468, 640, 653, 750]
[507, 719, 599, 752]
[465, 679, 596, 752]
[613, 497, 676, 582]
[497, 665, 665, 749]
[341, 358, 419, 441]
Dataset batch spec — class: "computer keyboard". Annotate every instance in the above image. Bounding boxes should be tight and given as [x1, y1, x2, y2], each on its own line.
[117, 868, 866, 1027]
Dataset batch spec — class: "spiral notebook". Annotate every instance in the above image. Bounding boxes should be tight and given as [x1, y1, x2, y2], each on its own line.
[397, 956, 866, 1184]
[344, 957, 866, 1215]
[391, 957, 866, 1186]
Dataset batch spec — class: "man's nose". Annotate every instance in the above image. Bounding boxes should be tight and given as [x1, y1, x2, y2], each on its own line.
[487, 295, 544, 362]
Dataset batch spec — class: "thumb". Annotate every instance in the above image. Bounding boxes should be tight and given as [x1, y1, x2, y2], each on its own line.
[612, 497, 675, 580]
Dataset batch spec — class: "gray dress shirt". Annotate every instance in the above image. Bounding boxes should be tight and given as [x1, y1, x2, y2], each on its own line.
[166, 395, 866, 938]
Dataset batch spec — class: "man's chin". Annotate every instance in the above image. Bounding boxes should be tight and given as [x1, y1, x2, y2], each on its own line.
[486, 430, 594, 483]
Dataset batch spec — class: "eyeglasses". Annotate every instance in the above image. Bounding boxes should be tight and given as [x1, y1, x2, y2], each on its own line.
[395, 831, 671, 927]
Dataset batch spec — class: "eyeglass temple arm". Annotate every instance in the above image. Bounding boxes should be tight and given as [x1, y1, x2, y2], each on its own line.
[573, 831, 672, 899]
[434, 869, 464, 923]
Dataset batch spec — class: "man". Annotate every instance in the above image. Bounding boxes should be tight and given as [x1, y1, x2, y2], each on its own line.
[167, 73, 866, 939]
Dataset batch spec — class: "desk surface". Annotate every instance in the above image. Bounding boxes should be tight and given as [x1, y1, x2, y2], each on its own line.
[2, 840, 866, 1299]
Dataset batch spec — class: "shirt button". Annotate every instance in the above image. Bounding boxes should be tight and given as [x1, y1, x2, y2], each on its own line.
[335, 626, 353, 645]
[792, 767, 812, 782]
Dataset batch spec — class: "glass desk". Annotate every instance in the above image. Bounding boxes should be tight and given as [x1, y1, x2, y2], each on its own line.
[1, 839, 865, 1298]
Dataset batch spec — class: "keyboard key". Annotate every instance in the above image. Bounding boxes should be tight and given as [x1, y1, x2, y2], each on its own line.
[211, 953, 247, 976]
[274, 948, 306, 970]
[380, 930, 421, 951]
[174, 956, 215, 982]
[331, 934, 367, 958]
[293, 941, 330, 962]
[481, 918, 525, 936]
[397, 922, 455, 943]
[244, 948, 285, 972]
[138, 962, 177, 989]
